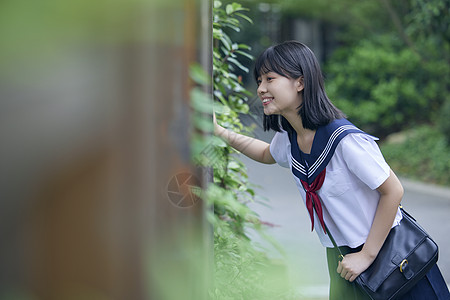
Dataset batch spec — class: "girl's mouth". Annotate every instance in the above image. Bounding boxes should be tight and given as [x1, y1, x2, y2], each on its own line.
[262, 97, 273, 106]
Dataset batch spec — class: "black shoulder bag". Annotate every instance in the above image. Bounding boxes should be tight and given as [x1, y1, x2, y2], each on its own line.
[316, 203, 439, 300]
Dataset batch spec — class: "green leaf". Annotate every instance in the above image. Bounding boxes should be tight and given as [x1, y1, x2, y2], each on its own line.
[227, 160, 241, 170]
[220, 34, 232, 51]
[227, 57, 249, 73]
[189, 63, 211, 85]
[212, 28, 222, 38]
[231, 2, 244, 12]
[190, 88, 213, 114]
[225, 3, 234, 15]
[235, 50, 254, 60]
[238, 43, 251, 50]
[223, 23, 240, 32]
[235, 12, 253, 24]
[212, 136, 228, 148]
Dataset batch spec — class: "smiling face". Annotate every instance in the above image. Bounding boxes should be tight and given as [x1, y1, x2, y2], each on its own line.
[254, 41, 345, 132]
[256, 72, 304, 116]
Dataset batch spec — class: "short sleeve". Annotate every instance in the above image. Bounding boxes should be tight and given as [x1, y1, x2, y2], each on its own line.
[339, 133, 390, 190]
[269, 131, 290, 168]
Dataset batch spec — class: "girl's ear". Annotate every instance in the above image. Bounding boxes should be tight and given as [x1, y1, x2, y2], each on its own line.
[296, 76, 304, 92]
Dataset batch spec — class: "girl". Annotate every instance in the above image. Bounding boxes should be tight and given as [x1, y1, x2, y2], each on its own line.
[214, 41, 450, 299]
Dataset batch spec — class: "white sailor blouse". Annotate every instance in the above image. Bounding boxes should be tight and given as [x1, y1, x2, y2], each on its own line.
[269, 118, 403, 248]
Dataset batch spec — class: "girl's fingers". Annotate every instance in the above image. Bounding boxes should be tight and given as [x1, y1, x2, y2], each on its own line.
[338, 258, 355, 281]
[344, 272, 352, 281]
[336, 261, 343, 273]
[213, 112, 219, 129]
[337, 261, 348, 278]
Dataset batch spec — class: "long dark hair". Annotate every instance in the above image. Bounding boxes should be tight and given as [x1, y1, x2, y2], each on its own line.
[253, 41, 345, 133]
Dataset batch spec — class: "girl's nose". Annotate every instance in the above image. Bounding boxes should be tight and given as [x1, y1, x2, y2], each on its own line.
[257, 81, 266, 95]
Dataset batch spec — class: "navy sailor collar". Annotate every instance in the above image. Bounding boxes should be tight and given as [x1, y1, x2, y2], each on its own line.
[288, 118, 368, 185]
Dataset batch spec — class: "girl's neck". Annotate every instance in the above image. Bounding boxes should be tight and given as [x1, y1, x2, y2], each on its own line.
[283, 111, 315, 138]
[283, 111, 316, 154]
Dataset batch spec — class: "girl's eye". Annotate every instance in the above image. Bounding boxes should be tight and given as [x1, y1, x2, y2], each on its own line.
[256, 80, 262, 86]
[267, 77, 273, 81]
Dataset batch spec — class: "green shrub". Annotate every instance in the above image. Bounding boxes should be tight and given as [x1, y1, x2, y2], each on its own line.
[437, 98, 450, 143]
[325, 35, 447, 137]
[381, 125, 450, 185]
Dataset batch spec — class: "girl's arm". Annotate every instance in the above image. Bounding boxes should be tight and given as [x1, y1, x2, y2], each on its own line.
[337, 169, 404, 282]
[214, 114, 275, 164]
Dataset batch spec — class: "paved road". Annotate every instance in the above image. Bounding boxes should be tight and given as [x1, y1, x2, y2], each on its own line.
[241, 154, 450, 299]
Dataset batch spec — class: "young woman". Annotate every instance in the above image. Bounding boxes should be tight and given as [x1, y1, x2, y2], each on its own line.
[214, 41, 450, 299]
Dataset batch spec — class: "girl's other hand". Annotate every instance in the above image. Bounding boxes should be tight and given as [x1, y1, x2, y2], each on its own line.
[213, 111, 223, 136]
[336, 251, 375, 282]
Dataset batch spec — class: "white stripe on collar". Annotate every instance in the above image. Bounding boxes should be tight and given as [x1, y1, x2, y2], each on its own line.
[291, 154, 307, 175]
[291, 124, 359, 179]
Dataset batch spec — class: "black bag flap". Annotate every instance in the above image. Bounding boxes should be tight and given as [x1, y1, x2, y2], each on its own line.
[357, 214, 429, 292]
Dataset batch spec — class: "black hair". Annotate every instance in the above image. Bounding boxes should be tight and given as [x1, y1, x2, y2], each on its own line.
[253, 40, 345, 133]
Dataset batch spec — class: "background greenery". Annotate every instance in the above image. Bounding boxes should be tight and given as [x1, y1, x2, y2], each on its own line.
[232, 0, 450, 185]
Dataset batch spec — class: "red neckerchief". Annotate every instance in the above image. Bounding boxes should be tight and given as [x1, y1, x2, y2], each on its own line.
[301, 168, 327, 234]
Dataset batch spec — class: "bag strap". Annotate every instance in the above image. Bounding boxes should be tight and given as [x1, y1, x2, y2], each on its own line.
[310, 200, 345, 261]
[300, 178, 344, 259]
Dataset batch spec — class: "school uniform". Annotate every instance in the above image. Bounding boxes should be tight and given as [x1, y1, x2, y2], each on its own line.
[269, 118, 450, 300]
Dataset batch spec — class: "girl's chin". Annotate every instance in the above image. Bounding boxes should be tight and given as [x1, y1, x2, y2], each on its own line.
[263, 108, 277, 116]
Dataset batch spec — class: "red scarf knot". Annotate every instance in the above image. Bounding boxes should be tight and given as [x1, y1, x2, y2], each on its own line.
[301, 168, 327, 234]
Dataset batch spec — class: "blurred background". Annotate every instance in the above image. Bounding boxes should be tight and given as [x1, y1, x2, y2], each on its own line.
[0, 0, 448, 299]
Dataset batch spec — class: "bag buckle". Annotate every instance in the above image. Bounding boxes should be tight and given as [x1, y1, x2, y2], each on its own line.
[400, 259, 408, 273]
